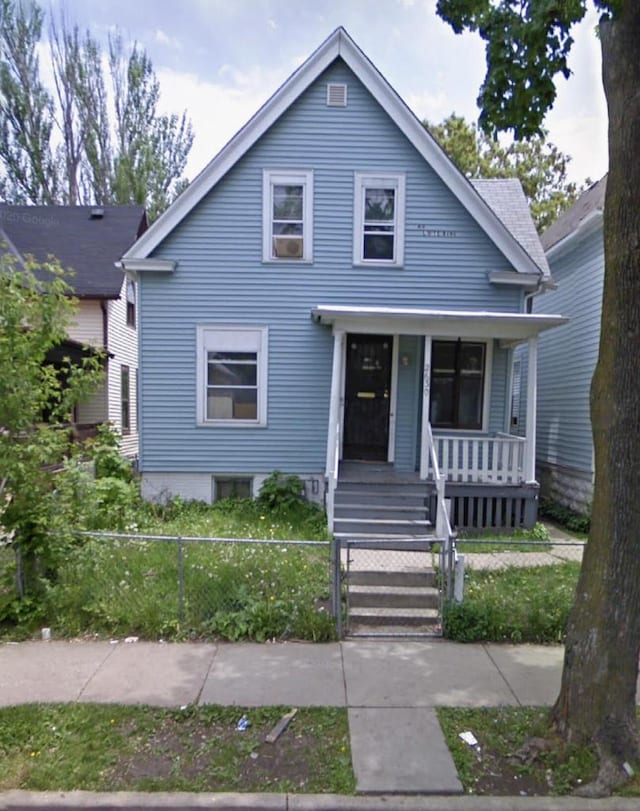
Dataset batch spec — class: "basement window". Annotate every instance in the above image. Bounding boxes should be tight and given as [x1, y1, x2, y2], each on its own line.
[213, 477, 253, 501]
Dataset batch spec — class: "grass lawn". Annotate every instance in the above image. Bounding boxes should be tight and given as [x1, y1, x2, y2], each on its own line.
[444, 562, 580, 643]
[1, 498, 336, 643]
[0, 703, 354, 794]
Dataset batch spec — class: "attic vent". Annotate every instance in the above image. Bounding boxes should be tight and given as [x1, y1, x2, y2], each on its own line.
[90, 207, 104, 219]
[326, 83, 347, 107]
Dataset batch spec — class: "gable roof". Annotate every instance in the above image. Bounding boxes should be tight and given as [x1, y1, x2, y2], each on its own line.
[122, 27, 545, 279]
[541, 175, 606, 254]
[0, 204, 147, 298]
[471, 179, 549, 276]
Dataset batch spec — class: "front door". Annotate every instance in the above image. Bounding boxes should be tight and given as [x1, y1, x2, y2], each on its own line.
[343, 334, 392, 461]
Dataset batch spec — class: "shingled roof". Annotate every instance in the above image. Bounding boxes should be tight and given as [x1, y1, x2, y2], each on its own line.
[0, 205, 147, 299]
[541, 176, 607, 252]
[471, 178, 550, 277]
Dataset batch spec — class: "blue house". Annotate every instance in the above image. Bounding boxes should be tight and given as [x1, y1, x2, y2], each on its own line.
[120, 28, 566, 533]
[521, 177, 606, 516]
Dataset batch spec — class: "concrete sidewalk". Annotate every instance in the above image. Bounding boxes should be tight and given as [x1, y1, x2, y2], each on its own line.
[0, 638, 566, 796]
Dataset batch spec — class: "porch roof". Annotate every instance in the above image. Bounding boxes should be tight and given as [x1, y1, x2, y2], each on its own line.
[311, 305, 568, 342]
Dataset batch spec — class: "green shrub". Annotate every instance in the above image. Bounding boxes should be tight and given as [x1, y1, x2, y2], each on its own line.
[539, 498, 590, 534]
[257, 471, 305, 512]
[443, 562, 580, 643]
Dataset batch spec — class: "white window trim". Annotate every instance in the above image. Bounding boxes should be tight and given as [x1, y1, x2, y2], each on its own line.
[196, 325, 268, 427]
[262, 169, 313, 263]
[353, 172, 406, 267]
[430, 338, 493, 434]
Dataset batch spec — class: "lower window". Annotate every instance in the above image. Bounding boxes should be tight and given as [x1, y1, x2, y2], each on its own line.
[429, 340, 486, 430]
[213, 477, 253, 501]
[197, 326, 268, 425]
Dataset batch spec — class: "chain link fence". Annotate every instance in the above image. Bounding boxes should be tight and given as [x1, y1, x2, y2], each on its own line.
[33, 532, 334, 642]
[454, 538, 584, 575]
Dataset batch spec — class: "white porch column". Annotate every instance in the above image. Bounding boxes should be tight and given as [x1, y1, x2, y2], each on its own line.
[419, 335, 432, 479]
[524, 335, 538, 483]
[325, 330, 345, 478]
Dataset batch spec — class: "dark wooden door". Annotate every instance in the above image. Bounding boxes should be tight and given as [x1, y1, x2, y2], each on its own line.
[343, 334, 392, 461]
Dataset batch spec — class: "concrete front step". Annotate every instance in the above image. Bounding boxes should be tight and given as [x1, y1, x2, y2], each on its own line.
[349, 606, 440, 627]
[348, 568, 436, 587]
[349, 585, 440, 609]
[347, 624, 442, 637]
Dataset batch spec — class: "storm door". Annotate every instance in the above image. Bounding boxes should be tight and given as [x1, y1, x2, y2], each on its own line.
[343, 334, 392, 461]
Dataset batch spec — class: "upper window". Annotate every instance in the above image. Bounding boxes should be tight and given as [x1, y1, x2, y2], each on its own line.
[126, 279, 136, 327]
[197, 326, 268, 426]
[263, 170, 313, 262]
[353, 173, 405, 266]
[429, 340, 486, 430]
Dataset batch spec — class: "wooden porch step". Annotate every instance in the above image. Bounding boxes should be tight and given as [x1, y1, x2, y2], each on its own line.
[334, 517, 432, 534]
[335, 503, 429, 519]
[349, 585, 440, 609]
[335, 534, 436, 549]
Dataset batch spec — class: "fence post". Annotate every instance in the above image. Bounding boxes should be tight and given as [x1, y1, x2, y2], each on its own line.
[454, 554, 465, 603]
[177, 537, 185, 622]
[332, 538, 342, 639]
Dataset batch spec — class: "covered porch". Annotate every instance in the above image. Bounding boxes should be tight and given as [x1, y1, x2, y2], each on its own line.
[312, 304, 567, 533]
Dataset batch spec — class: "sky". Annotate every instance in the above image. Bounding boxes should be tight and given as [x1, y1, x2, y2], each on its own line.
[47, 0, 609, 188]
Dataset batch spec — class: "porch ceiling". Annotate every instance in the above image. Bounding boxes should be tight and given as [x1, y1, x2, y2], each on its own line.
[311, 305, 568, 341]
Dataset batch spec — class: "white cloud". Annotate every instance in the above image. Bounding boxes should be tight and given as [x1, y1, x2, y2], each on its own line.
[155, 64, 289, 179]
[153, 29, 182, 50]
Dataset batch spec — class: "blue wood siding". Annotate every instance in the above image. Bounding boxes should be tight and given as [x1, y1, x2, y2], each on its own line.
[141, 59, 523, 474]
[395, 335, 421, 471]
[534, 227, 604, 474]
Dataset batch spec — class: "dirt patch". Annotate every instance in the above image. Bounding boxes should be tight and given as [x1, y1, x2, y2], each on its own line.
[107, 707, 352, 793]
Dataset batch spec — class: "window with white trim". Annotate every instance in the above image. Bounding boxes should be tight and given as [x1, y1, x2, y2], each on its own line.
[353, 173, 405, 265]
[126, 279, 136, 327]
[197, 326, 268, 426]
[263, 170, 313, 262]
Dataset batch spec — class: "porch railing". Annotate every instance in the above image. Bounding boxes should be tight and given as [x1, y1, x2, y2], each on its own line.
[429, 432, 525, 484]
[426, 422, 456, 602]
[326, 420, 340, 533]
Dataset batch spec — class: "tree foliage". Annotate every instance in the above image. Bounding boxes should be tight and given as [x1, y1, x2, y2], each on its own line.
[0, 250, 104, 608]
[0, 0, 194, 219]
[426, 113, 585, 231]
[437, 0, 639, 797]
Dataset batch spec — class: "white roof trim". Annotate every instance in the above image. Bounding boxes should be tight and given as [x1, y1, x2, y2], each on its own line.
[122, 28, 543, 277]
[118, 258, 177, 273]
[488, 270, 542, 288]
[311, 304, 567, 340]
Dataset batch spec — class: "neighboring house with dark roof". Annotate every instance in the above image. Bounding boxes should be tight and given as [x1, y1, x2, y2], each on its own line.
[0, 204, 147, 458]
[515, 176, 606, 514]
[120, 27, 567, 532]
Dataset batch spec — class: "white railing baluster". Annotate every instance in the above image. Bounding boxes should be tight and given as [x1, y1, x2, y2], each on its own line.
[430, 433, 526, 484]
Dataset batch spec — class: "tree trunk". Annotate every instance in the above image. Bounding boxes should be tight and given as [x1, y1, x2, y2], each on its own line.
[551, 2, 640, 795]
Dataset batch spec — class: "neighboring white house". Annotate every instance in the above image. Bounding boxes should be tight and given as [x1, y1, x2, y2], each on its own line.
[0, 204, 147, 458]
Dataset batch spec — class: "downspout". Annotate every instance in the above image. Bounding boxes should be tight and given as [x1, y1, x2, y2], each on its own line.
[101, 300, 109, 422]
